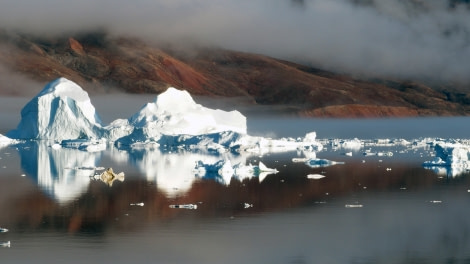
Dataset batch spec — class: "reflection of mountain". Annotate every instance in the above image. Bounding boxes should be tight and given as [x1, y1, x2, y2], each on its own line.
[18, 141, 101, 203]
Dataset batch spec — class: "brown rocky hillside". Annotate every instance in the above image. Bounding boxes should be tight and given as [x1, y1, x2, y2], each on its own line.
[0, 30, 469, 117]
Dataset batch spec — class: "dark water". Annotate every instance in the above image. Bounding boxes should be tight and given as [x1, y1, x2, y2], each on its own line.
[1, 113, 470, 263]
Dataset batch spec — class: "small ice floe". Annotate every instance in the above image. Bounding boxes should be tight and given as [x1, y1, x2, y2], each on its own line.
[169, 204, 198, 209]
[345, 204, 363, 208]
[0, 241, 10, 248]
[0, 134, 20, 146]
[307, 174, 325, 180]
[363, 151, 393, 157]
[305, 158, 344, 168]
[292, 158, 309, 163]
[61, 139, 107, 152]
[244, 203, 253, 208]
[94, 168, 125, 186]
[51, 143, 61, 149]
[0, 227, 8, 233]
[130, 202, 144, 206]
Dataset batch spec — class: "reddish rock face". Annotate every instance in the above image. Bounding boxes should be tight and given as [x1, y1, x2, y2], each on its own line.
[0, 31, 469, 118]
[68, 37, 85, 55]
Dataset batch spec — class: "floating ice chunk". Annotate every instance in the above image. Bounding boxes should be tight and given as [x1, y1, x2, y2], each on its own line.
[0, 134, 20, 146]
[0, 241, 10, 248]
[305, 158, 344, 168]
[340, 138, 362, 150]
[169, 204, 198, 209]
[345, 204, 363, 208]
[292, 158, 309, 163]
[61, 138, 106, 152]
[94, 168, 125, 186]
[363, 151, 393, 157]
[423, 142, 470, 177]
[307, 174, 325, 179]
[51, 143, 61, 149]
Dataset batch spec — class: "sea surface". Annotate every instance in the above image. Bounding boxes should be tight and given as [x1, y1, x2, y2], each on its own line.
[1, 96, 470, 263]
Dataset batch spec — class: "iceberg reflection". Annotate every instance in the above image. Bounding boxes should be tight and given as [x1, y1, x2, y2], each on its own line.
[16, 140, 277, 202]
[17, 141, 102, 203]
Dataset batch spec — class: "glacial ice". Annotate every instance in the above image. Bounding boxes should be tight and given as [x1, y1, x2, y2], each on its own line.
[5, 77, 323, 156]
[7, 78, 104, 140]
[4, 77, 470, 203]
[0, 134, 19, 146]
[423, 142, 470, 177]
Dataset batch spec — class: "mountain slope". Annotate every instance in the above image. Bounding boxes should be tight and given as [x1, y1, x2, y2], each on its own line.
[0, 30, 469, 117]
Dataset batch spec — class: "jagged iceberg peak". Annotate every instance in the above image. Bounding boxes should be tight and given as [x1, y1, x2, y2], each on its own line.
[7, 77, 104, 140]
[129, 87, 247, 135]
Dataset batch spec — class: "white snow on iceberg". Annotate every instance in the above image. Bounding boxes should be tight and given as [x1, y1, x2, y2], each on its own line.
[129, 87, 246, 136]
[6, 78, 324, 157]
[7, 78, 104, 140]
[423, 142, 470, 177]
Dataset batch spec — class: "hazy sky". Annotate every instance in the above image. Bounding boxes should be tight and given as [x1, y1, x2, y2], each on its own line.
[1, 0, 469, 84]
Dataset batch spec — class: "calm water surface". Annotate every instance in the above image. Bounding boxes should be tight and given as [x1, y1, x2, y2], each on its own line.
[1, 97, 470, 263]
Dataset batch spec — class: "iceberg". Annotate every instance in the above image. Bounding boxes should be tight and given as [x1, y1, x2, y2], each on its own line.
[129, 87, 246, 136]
[423, 142, 470, 177]
[0, 134, 19, 146]
[4, 77, 327, 200]
[7, 78, 105, 140]
[5, 78, 323, 156]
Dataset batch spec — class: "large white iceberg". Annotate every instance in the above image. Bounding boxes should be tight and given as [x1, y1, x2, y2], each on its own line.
[129, 87, 246, 135]
[5, 78, 323, 156]
[7, 78, 104, 140]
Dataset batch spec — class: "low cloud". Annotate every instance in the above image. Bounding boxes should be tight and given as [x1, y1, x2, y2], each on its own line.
[0, 0, 469, 84]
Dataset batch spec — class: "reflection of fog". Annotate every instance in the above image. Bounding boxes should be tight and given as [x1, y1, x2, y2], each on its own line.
[18, 141, 101, 203]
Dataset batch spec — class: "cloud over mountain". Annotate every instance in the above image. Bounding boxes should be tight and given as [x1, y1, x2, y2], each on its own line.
[0, 0, 469, 84]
